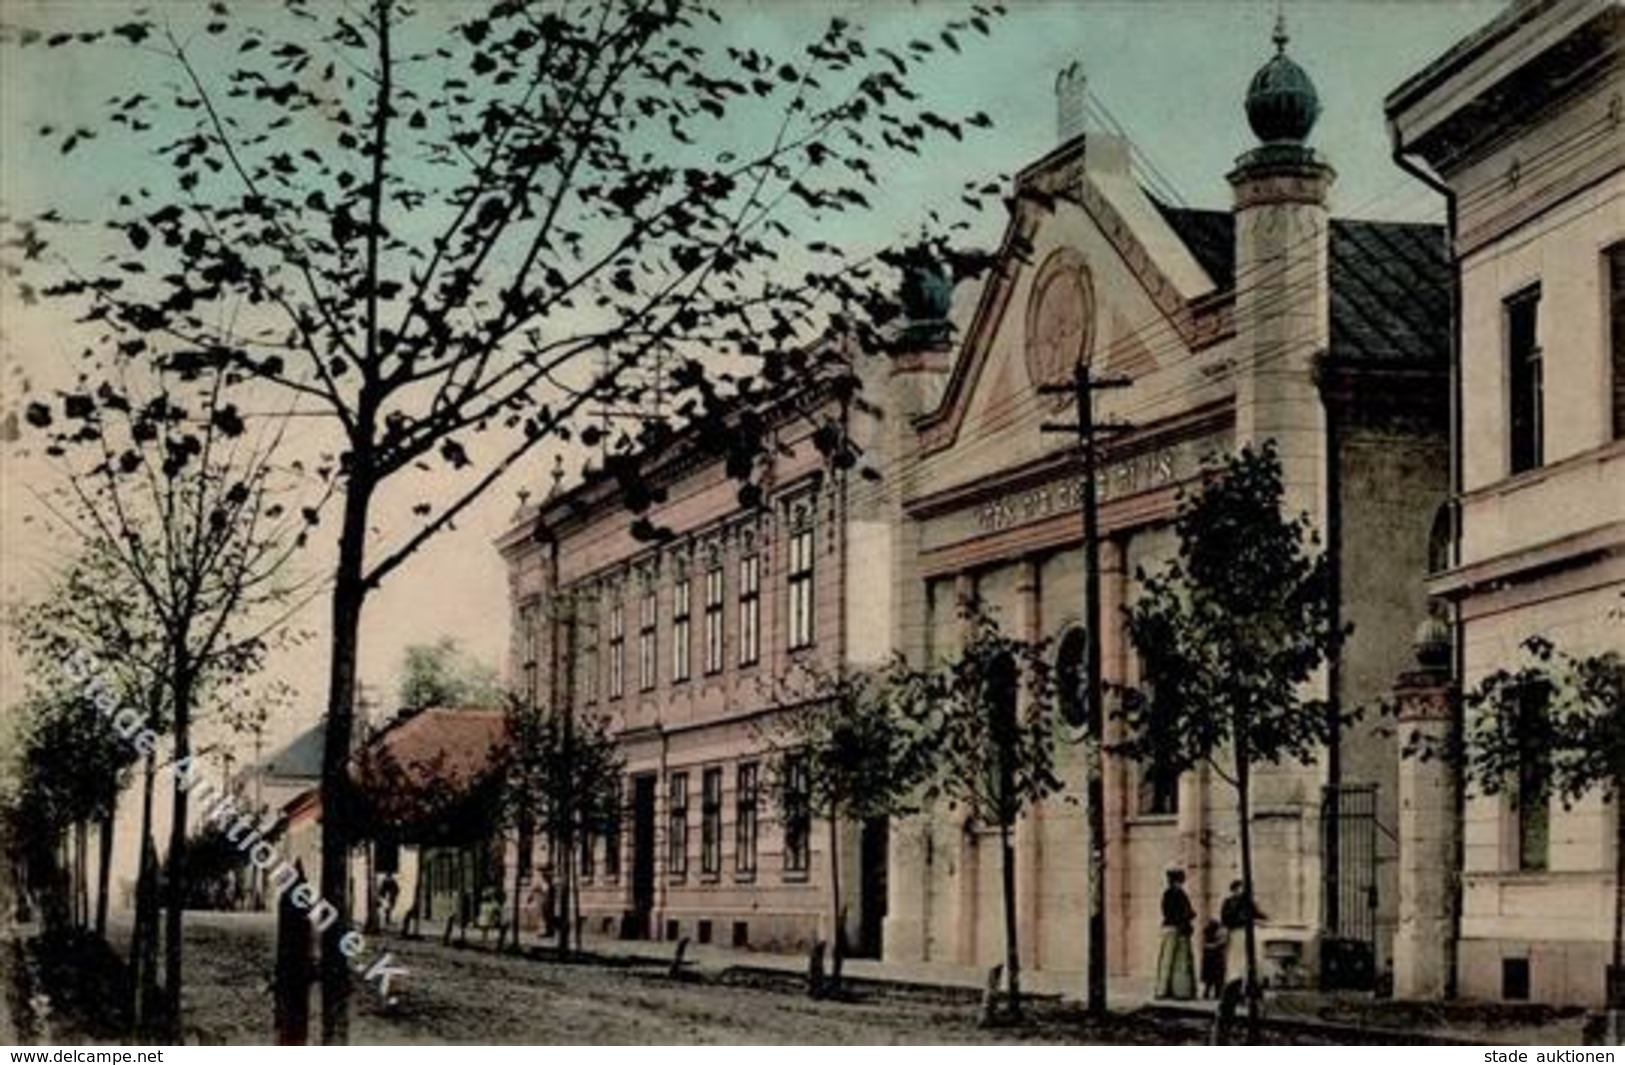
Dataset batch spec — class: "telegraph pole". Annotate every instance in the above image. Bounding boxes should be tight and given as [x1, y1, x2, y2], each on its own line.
[1041, 360, 1132, 1017]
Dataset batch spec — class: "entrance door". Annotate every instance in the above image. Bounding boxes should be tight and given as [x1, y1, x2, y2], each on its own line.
[855, 818, 888, 958]
[630, 774, 657, 939]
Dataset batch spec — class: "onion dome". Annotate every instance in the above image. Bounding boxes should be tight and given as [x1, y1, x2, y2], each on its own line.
[1245, 14, 1320, 145]
[1412, 613, 1453, 673]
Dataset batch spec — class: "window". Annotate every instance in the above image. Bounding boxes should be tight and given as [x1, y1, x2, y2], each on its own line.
[672, 576, 692, 683]
[788, 511, 815, 650]
[579, 831, 595, 882]
[782, 755, 810, 875]
[738, 553, 761, 666]
[638, 584, 657, 692]
[582, 641, 599, 705]
[1608, 243, 1625, 440]
[1055, 626, 1088, 730]
[667, 772, 689, 879]
[603, 780, 622, 881]
[735, 762, 759, 877]
[701, 767, 723, 877]
[1515, 677, 1551, 872]
[1138, 765, 1180, 817]
[704, 561, 725, 675]
[608, 598, 625, 700]
[1506, 286, 1543, 474]
[519, 600, 540, 710]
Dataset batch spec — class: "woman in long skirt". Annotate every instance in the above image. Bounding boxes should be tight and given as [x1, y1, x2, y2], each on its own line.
[1155, 868, 1197, 1000]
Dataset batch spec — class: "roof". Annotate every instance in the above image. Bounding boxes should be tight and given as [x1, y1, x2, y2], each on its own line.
[260, 722, 324, 781]
[356, 706, 508, 791]
[1155, 202, 1450, 364]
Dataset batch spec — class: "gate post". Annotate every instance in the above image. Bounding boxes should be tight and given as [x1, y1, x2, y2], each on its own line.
[1392, 619, 1458, 1001]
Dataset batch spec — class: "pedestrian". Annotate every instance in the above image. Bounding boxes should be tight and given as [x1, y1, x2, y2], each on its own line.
[378, 872, 400, 930]
[1155, 867, 1197, 1000]
[1213, 879, 1268, 1043]
[1200, 918, 1226, 999]
[539, 869, 558, 939]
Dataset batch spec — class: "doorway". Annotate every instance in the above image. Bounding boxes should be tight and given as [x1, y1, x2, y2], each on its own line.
[630, 774, 657, 939]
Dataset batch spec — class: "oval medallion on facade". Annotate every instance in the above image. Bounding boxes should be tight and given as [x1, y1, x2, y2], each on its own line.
[1025, 248, 1095, 399]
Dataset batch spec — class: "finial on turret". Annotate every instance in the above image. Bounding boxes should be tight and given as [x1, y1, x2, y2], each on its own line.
[1273, 7, 1289, 54]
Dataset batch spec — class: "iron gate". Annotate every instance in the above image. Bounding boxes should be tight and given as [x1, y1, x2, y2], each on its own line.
[1321, 783, 1379, 990]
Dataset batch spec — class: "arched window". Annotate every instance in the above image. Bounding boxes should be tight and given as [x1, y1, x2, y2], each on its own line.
[1427, 503, 1452, 575]
[1055, 626, 1089, 730]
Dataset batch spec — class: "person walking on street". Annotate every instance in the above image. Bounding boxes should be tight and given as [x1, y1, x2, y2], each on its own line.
[1213, 879, 1268, 1043]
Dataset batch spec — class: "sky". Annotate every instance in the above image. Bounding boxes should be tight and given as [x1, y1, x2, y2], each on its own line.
[0, 0, 1502, 771]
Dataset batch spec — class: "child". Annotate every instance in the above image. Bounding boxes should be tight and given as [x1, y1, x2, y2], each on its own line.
[1201, 918, 1227, 1000]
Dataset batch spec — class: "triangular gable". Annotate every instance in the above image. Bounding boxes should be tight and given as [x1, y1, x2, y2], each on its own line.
[916, 135, 1227, 458]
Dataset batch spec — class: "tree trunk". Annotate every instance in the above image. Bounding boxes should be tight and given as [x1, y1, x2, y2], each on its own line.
[1612, 769, 1623, 1008]
[318, 469, 375, 1045]
[363, 844, 378, 935]
[95, 809, 114, 939]
[510, 833, 524, 953]
[1000, 819, 1022, 1021]
[130, 750, 157, 1035]
[556, 826, 574, 957]
[827, 808, 844, 995]
[162, 669, 195, 1039]
[73, 821, 89, 929]
[1237, 742, 1261, 1043]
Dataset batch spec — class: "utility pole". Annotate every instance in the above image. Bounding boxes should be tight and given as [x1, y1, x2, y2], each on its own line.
[1041, 360, 1132, 1017]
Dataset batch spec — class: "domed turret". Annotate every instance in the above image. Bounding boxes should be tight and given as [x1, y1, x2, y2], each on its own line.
[1245, 14, 1320, 145]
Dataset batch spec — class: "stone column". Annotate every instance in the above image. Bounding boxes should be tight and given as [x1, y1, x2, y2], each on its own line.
[1392, 661, 1458, 1001]
[1098, 539, 1130, 976]
[1014, 559, 1043, 970]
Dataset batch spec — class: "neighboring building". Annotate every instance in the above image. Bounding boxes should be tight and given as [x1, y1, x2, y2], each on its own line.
[252, 721, 325, 821]
[881, 24, 1449, 990]
[498, 373, 895, 953]
[1388, 0, 1625, 1007]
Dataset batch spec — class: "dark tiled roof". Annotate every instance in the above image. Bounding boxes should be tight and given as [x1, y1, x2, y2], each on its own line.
[1154, 201, 1449, 364]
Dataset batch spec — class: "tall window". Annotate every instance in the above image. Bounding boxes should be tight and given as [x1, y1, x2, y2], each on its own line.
[704, 560, 725, 675]
[608, 598, 625, 700]
[1608, 243, 1625, 440]
[1138, 764, 1180, 817]
[582, 640, 599, 705]
[735, 762, 759, 878]
[1507, 286, 1543, 474]
[667, 772, 689, 879]
[701, 767, 723, 877]
[738, 552, 760, 666]
[787, 510, 815, 650]
[782, 754, 810, 875]
[638, 584, 657, 692]
[672, 576, 692, 683]
[518, 600, 540, 710]
[1515, 677, 1552, 872]
[603, 780, 622, 881]
[579, 831, 595, 882]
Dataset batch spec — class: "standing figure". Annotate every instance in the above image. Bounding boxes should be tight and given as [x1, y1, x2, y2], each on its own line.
[1200, 918, 1227, 999]
[1155, 867, 1197, 1000]
[378, 872, 400, 931]
[1213, 879, 1268, 1042]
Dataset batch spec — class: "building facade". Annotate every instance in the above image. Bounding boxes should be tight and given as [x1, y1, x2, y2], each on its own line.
[880, 28, 1450, 990]
[498, 379, 894, 953]
[1388, 0, 1625, 1007]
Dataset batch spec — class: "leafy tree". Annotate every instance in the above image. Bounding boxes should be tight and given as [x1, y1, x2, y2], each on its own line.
[893, 596, 1061, 1021]
[501, 700, 623, 956]
[1457, 636, 1624, 1007]
[1115, 443, 1346, 1040]
[398, 638, 503, 713]
[765, 660, 931, 995]
[19, 361, 301, 1038]
[4, 1, 1002, 1040]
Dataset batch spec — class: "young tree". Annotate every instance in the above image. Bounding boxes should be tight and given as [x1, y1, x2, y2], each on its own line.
[501, 702, 623, 957]
[21, 362, 302, 1038]
[5, 2, 1003, 1040]
[1115, 443, 1346, 1040]
[1458, 636, 1624, 1009]
[764, 660, 931, 996]
[893, 596, 1060, 1021]
[399, 638, 503, 713]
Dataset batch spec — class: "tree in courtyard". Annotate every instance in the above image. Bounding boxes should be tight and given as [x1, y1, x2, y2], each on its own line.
[764, 659, 932, 996]
[1114, 442, 1347, 1041]
[4, 1, 1004, 1040]
[1452, 636, 1624, 1009]
[892, 596, 1061, 1022]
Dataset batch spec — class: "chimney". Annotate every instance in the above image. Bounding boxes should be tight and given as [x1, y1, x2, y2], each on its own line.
[1056, 61, 1088, 143]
